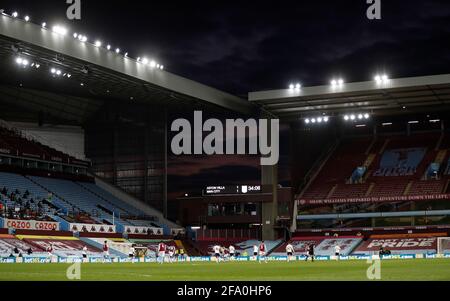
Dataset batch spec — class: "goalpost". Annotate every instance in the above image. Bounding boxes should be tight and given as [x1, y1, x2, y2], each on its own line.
[437, 237, 450, 254]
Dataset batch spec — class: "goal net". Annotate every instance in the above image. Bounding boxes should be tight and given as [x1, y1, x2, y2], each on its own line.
[437, 237, 450, 254]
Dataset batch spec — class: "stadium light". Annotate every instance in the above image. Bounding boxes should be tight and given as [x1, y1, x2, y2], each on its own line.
[150, 60, 156, 68]
[295, 83, 301, 90]
[115, 48, 120, 54]
[304, 118, 310, 124]
[160, 65, 164, 70]
[41, 22, 46, 28]
[52, 25, 68, 36]
[364, 113, 370, 119]
[136, 57, 141, 62]
[124, 52, 128, 57]
[331, 78, 344, 88]
[106, 44, 111, 50]
[94, 40, 102, 47]
[76, 34, 87, 42]
[12, 11, 18, 18]
[15, 57, 30, 67]
[375, 74, 389, 84]
[317, 117, 323, 123]
[311, 118, 316, 123]
[350, 114, 356, 120]
[289, 84, 294, 90]
[142, 57, 149, 65]
[24, 15, 30, 22]
[323, 116, 329, 123]
[344, 115, 349, 121]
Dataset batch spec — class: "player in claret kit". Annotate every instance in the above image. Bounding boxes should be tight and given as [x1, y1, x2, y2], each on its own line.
[102, 241, 110, 263]
[157, 241, 167, 264]
[305, 243, 315, 262]
[47, 244, 54, 261]
[259, 241, 268, 263]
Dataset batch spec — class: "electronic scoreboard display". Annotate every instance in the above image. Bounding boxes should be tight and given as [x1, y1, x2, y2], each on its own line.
[203, 185, 262, 195]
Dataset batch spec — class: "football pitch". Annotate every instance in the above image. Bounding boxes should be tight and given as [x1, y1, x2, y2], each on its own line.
[0, 259, 450, 281]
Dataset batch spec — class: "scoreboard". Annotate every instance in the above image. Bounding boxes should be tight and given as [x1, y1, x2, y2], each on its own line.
[203, 185, 262, 196]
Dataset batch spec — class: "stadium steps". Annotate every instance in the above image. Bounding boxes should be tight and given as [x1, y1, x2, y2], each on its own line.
[403, 181, 413, 195]
[296, 139, 340, 197]
[326, 185, 337, 199]
[435, 150, 447, 165]
[435, 132, 445, 151]
[174, 239, 197, 256]
[267, 239, 287, 256]
[79, 237, 127, 257]
[74, 181, 133, 217]
[365, 183, 375, 196]
[379, 138, 390, 155]
[362, 153, 376, 169]
[186, 240, 208, 256]
[365, 136, 377, 155]
[92, 175, 181, 231]
[444, 179, 450, 193]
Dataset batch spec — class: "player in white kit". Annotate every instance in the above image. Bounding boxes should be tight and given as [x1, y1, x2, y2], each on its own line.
[213, 244, 221, 263]
[286, 243, 295, 262]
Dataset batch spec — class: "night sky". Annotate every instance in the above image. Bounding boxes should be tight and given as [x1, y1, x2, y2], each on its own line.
[4, 0, 450, 95]
[2, 0, 450, 196]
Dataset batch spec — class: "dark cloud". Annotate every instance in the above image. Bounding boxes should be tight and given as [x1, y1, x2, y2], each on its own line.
[5, 0, 450, 95]
[4, 0, 449, 196]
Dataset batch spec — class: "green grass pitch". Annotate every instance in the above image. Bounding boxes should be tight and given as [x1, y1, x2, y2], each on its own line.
[0, 259, 449, 281]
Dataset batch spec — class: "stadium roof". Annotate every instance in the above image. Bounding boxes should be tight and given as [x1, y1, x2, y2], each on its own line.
[248, 74, 450, 120]
[0, 14, 254, 124]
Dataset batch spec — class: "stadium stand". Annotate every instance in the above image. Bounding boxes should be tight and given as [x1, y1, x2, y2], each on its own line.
[18, 234, 103, 257]
[0, 172, 62, 220]
[300, 133, 444, 201]
[0, 233, 44, 256]
[78, 236, 128, 257]
[296, 132, 450, 229]
[271, 236, 362, 256]
[128, 239, 178, 257]
[0, 122, 77, 163]
[195, 239, 282, 256]
[352, 233, 443, 255]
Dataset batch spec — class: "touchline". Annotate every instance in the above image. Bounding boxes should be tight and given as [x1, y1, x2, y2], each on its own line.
[170, 111, 279, 166]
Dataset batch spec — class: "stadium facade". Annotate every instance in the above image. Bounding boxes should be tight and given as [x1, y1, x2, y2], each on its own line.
[1, 9, 450, 260]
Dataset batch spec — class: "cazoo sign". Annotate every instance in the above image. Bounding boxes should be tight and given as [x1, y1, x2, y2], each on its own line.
[4, 218, 59, 231]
